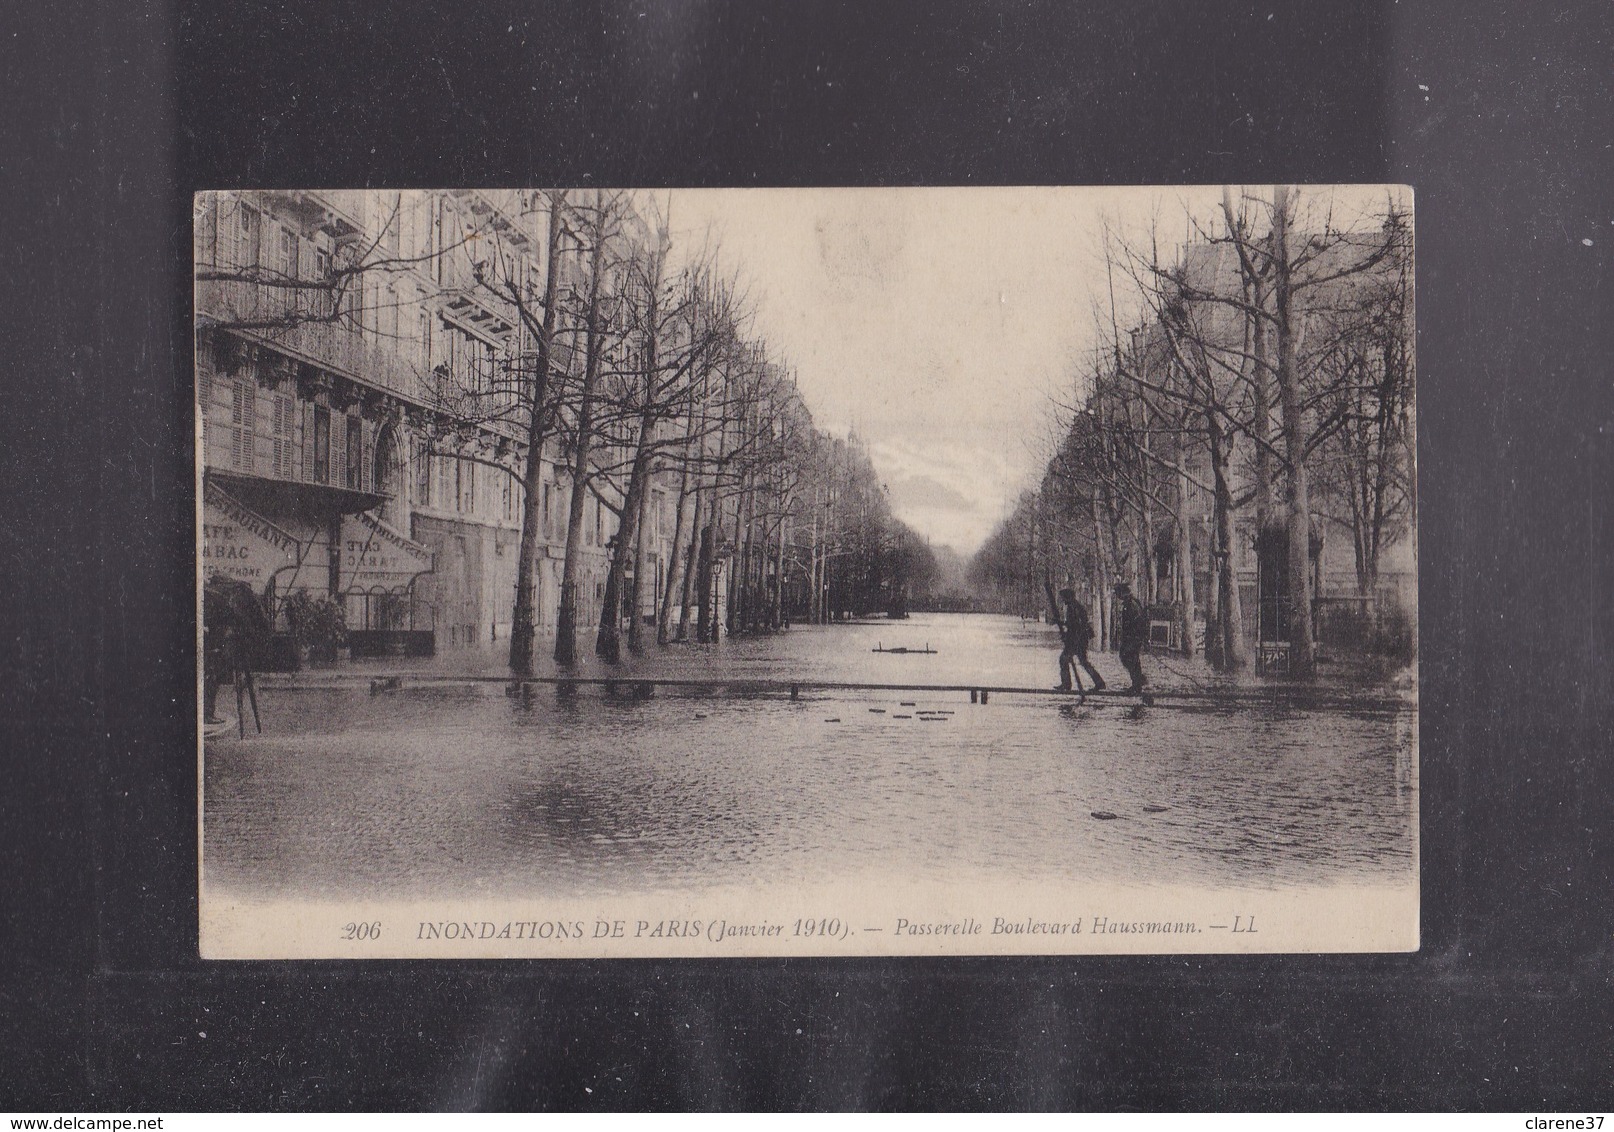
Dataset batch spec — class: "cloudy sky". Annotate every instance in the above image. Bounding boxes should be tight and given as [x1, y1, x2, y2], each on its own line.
[666, 186, 1400, 556]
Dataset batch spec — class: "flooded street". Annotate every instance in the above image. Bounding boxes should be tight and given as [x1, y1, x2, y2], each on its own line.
[204, 614, 1416, 903]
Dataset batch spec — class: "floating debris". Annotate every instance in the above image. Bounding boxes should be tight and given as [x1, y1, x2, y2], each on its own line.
[824, 718, 841, 723]
[869, 708, 886, 713]
[1142, 804, 1169, 813]
[893, 714, 913, 720]
[900, 701, 916, 706]
[1090, 811, 1119, 821]
[694, 713, 708, 720]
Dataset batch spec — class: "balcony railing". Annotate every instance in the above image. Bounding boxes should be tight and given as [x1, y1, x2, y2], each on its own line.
[198, 278, 530, 447]
[197, 277, 423, 402]
[439, 288, 516, 342]
[449, 190, 533, 246]
[264, 189, 365, 244]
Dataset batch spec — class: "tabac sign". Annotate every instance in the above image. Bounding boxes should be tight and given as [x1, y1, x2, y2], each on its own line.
[203, 481, 303, 587]
[340, 511, 434, 594]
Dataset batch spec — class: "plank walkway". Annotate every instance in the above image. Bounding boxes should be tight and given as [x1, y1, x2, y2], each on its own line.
[263, 671, 1414, 714]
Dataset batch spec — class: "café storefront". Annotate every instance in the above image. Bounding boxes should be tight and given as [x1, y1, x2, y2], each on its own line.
[338, 508, 436, 658]
[202, 473, 435, 666]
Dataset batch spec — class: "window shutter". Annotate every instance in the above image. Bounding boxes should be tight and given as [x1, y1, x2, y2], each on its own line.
[198, 372, 213, 458]
[301, 403, 315, 482]
[330, 414, 346, 490]
[269, 394, 295, 478]
[243, 381, 257, 471]
[346, 416, 363, 491]
[360, 421, 374, 493]
[268, 395, 283, 477]
[230, 379, 256, 472]
[234, 206, 249, 266]
[273, 224, 294, 278]
[284, 396, 295, 477]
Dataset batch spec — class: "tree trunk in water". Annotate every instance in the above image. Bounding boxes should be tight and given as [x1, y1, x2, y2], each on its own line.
[1209, 416, 1245, 670]
[1252, 313, 1274, 532]
[1134, 520, 1151, 606]
[1272, 185, 1316, 677]
[678, 490, 703, 641]
[1097, 490, 1123, 649]
[597, 444, 650, 663]
[695, 520, 714, 643]
[1224, 185, 1275, 536]
[807, 488, 820, 624]
[553, 199, 608, 669]
[507, 192, 566, 677]
[627, 476, 651, 656]
[1175, 429, 1196, 657]
[658, 471, 691, 644]
[741, 474, 759, 633]
[732, 484, 748, 633]
[726, 487, 744, 634]
[773, 509, 787, 629]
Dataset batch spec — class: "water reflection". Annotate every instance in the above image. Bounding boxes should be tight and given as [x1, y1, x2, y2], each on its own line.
[204, 614, 1416, 901]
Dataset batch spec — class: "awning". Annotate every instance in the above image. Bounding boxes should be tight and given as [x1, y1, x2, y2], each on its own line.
[208, 469, 388, 520]
[202, 479, 306, 590]
[339, 511, 435, 596]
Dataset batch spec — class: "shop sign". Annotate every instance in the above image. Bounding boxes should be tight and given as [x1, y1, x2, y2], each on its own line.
[202, 481, 303, 585]
[340, 511, 434, 592]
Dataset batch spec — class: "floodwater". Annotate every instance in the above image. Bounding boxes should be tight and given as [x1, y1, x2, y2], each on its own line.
[203, 614, 1417, 901]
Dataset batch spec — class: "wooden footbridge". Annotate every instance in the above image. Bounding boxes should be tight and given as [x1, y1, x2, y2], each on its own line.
[276, 672, 1414, 714]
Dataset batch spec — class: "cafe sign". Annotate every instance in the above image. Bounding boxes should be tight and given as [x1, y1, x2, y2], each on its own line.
[340, 511, 434, 593]
[202, 481, 303, 587]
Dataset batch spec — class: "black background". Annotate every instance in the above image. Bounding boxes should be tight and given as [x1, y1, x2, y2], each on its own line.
[3, 0, 1611, 1109]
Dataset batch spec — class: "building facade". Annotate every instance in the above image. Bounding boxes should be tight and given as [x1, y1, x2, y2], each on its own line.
[196, 189, 672, 666]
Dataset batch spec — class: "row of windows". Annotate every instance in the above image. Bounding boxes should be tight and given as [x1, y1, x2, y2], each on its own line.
[225, 202, 335, 283]
[206, 369, 673, 554]
[207, 377, 368, 491]
[210, 199, 508, 388]
[204, 197, 618, 439]
[218, 191, 574, 302]
[206, 369, 526, 527]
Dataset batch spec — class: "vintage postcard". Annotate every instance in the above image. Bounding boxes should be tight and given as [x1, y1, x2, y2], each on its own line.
[196, 186, 1417, 958]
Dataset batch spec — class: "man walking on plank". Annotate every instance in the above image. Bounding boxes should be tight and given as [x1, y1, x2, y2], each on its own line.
[1053, 587, 1106, 693]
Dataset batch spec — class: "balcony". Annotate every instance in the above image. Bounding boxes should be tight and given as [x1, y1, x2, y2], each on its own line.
[438, 288, 516, 344]
[197, 276, 421, 402]
[449, 190, 532, 247]
[198, 278, 528, 448]
[265, 189, 365, 244]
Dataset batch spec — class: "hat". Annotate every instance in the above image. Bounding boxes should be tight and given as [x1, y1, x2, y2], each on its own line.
[1113, 581, 1131, 594]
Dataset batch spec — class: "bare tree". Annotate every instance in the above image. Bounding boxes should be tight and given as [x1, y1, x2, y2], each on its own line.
[593, 222, 735, 661]
[494, 191, 570, 676]
[554, 190, 632, 668]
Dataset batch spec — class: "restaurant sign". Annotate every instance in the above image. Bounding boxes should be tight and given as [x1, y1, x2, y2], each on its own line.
[202, 480, 303, 587]
[340, 511, 434, 593]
